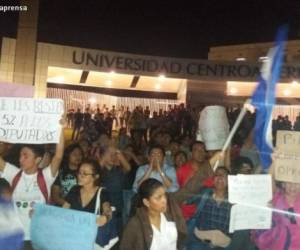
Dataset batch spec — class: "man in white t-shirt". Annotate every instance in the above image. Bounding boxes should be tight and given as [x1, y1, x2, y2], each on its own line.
[0, 128, 64, 250]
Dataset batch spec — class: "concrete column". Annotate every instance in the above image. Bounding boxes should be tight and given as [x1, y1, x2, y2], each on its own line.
[13, 0, 39, 85]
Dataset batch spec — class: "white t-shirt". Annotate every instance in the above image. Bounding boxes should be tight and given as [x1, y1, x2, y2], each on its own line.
[150, 213, 178, 250]
[2, 162, 56, 240]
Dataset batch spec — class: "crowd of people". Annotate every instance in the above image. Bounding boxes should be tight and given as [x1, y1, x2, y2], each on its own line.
[0, 102, 300, 250]
[68, 103, 199, 142]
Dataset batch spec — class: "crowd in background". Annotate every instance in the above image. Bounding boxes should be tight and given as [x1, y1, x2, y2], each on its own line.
[0, 102, 300, 250]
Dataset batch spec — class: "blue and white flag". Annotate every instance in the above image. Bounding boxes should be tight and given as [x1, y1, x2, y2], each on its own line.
[251, 25, 288, 171]
[0, 198, 24, 250]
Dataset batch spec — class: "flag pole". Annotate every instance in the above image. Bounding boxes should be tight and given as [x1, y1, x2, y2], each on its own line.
[213, 98, 252, 171]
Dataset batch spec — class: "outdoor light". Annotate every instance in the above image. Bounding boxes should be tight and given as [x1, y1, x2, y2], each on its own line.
[89, 98, 96, 104]
[155, 83, 161, 90]
[47, 76, 65, 83]
[105, 80, 112, 86]
[236, 57, 246, 61]
[229, 87, 238, 94]
[292, 80, 299, 85]
[283, 89, 291, 96]
[158, 74, 166, 81]
[109, 71, 115, 76]
[258, 56, 268, 62]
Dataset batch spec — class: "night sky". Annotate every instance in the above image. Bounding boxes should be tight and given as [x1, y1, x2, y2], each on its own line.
[1, 0, 300, 58]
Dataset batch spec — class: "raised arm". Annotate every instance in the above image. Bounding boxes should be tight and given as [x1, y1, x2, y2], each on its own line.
[50, 127, 65, 177]
[0, 142, 8, 171]
[116, 150, 131, 173]
[0, 152, 5, 171]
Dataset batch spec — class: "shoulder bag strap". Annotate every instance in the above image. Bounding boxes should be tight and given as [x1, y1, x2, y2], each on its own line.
[11, 170, 23, 192]
[94, 187, 103, 215]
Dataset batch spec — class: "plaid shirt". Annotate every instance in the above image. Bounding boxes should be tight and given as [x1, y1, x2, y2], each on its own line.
[196, 194, 232, 235]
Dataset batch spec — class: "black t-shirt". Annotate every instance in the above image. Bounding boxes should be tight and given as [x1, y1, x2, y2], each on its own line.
[65, 185, 109, 214]
[53, 169, 78, 198]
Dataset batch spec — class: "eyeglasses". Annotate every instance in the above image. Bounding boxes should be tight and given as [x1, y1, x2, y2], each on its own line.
[77, 172, 94, 177]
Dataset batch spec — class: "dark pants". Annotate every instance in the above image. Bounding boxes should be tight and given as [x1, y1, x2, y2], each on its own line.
[71, 125, 81, 140]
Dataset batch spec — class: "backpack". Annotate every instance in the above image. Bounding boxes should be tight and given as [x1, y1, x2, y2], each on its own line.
[11, 169, 49, 203]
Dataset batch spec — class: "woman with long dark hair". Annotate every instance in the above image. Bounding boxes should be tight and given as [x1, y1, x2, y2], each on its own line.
[51, 143, 83, 206]
[63, 159, 112, 224]
[120, 178, 187, 250]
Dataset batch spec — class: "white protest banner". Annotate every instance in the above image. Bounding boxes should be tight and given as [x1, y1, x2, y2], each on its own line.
[274, 154, 300, 184]
[228, 174, 272, 232]
[0, 98, 64, 144]
[198, 106, 229, 150]
[274, 130, 300, 183]
[229, 204, 272, 233]
[31, 204, 97, 250]
[0, 82, 34, 97]
[228, 175, 272, 205]
[276, 130, 300, 154]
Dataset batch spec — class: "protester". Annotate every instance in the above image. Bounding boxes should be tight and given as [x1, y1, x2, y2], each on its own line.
[175, 141, 213, 219]
[239, 130, 261, 171]
[186, 167, 232, 250]
[174, 150, 188, 170]
[253, 152, 300, 250]
[133, 144, 179, 193]
[120, 178, 187, 250]
[72, 108, 83, 141]
[231, 156, 254, 175]
[0, 124, 64, 250]
[78, 138, 91, 159]
[63, 160, 112, 225]
[98, 146, 131, 233]
[51, 143, 83, 206]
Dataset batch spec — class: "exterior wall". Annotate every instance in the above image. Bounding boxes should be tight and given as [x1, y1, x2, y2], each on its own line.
[0, 38, 16, 82]
[13, 0, 39, 85]
[177, 79, 187, 103]
[208, 40, 300, 63]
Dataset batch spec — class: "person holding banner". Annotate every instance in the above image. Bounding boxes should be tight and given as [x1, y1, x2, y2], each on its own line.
[253, 152, 300, 250]
[0, 123, 65, 250]
[63, 159, 111, 221]
[63, 159, 116, 250]
[174, 141, 227, 220]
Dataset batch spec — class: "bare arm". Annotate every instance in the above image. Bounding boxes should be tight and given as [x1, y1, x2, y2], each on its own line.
[159, 173, 172, 189]
[102, 201, 112, 220]
[50, 127, 65, 177]
[62, 202, 71, 209]
[117, 150, 131, 173]
[0, 154, 5, 172]
[157, 165, 173, 189]
[137, 164, 153, 187]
